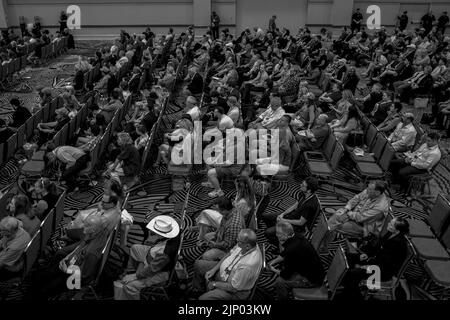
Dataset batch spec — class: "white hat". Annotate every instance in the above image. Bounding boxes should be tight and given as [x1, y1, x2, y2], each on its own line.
[146, 215, 180, 239]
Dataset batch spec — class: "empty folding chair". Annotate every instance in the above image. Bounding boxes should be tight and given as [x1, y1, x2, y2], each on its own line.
[53, 191, 66, 229]
[6, 134, 17, 161]
[350, 130, 386, 163]
[40, 209, 55, 249]
[355, 142, 395, 183]
[304, 133, 337, 162]
[309, 211, 331, 252]
[408, 194, 450, 238]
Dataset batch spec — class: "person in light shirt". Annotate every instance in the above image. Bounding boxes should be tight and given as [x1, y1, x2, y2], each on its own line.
[248, 93, 285, 130]
[390, 132, 442, 191]
[387, 112, 417, 152]
[184, 95, 201, 122]
[191, 229, 263, 300]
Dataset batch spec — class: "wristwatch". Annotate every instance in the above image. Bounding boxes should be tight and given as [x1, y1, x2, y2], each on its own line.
[212, 282, 216, 288]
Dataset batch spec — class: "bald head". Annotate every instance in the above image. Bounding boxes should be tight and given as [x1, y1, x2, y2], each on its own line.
[186, 96, 197, 108]
[83, 215, 104, 240]
[316, 114, 328, 125]
[238, 229, 257, 248]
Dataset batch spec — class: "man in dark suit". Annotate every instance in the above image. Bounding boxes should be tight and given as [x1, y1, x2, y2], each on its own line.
[341, 217, 410, 300]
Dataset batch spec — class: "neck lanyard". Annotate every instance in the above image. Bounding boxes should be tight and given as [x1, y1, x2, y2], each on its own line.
[224, 247, 257, 276]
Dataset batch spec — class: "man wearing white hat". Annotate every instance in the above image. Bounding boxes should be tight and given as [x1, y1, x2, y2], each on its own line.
[114, 215, 180, 300]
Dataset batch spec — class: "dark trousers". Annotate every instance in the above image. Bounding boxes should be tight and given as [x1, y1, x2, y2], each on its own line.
[390, 158, 427, 190]
[341, 267, 368, 300]
[28, 262, 68, 300]
[241, 83, 265, 104]
[62, 153, 90, 191]
[211, 26, 219, 40]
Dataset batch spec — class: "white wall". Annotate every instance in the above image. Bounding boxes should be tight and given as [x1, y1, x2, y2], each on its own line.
[236, 0, 307, 34]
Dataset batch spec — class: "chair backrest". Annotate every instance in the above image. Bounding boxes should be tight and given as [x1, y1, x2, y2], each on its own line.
[25, 117, 34, 139]
[54, 191, 66, 229]
[326, 245, 349, 300]
[60, 124, 69, 145]
[365, 124, 378, 150]
[322, 133, 337, 160]
[394, 237, 415, 283]
[17, 124, 26, 148]
[440, 220, 450, 249]
[310, 211, 330, 251]
[371, 133, 387, 160]
[378, 142, 395, 172]
[40, 209, 55, 249]
[0, 142, 4, 165]
[92, 225, 117, 286]
[23, 230, 41, 277]
[306, 195, 321, 232]
[379, 211, 394, 239]
[330, 142, 344, 170]
[68, 117, 77, 141]
[6, 134, 17, 160]
[33, 110, 43, 128]
[429, 194, 450, 237]
[53, 130, 62, 147]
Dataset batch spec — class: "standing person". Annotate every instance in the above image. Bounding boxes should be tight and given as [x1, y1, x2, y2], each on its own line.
[437, 11, 449, 35]
[351, 8, 364, 33]
[269, 15, 277, 33]
[421, 10, 436, 36]
[44, 143, 90, 193]
[59, 10, 68, 33]
[397, 11, 409, 31]
[211, 11, 220, 40]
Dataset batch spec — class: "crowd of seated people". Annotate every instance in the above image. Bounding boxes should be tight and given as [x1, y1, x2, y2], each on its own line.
[1, 7, 449, 301]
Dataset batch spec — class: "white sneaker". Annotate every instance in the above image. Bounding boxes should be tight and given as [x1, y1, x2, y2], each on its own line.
[201, 181, 213, 188]
[208, 189, 224, 198]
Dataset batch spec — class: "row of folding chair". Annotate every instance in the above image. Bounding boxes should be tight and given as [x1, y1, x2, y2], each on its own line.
[0, 56, 27, 82]
[79, 96, 131, 182]
[406, 194, 450, 295]
[9, 190, 65, 285]
[40, 37, 69, 61]
[140, 39, 191, 170]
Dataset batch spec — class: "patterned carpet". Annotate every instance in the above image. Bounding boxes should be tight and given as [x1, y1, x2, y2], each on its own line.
[1, 44, 450, 300]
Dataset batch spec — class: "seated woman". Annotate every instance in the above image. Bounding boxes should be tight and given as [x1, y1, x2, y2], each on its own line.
[36, 107, 71, 146]
[254, 137, 292, 177]
[134, 124, 149, 156]
[377, 101, 403, 134]
[105, 132, 141, 190]
[292, 92, 318, 130]
[29, 215, 109, 300]
[197, 175, 255, 243]
[154, 114, 194, 167]
[327, 89, 354, 124]
[331, 106, 360, 144]
[8, 194, 41, 236]
[21, 177, 59, 220]
[97, 88, 122, 123]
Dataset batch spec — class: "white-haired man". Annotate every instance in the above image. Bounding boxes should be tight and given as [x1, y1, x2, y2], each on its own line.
[192, 229, 263, 300]
[0, 216, 31, 280]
